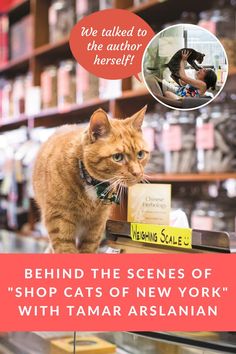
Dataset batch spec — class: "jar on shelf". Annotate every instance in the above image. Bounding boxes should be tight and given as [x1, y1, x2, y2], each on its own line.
[24, 72, 33, 91]
[76, 64, 99, 104]
[196, 105, 235, 172]
[191, 199, 235, 232]
[198, 1, 236, 66]
[143, 110, 165, 174]
[49, 0, 75, 43]
[162, 111, 197, 173]
[57, 60, 76, 108]
[2, 80, 13, 119]
[12, 76, 25, 117]
[191, 200, 214, 231]
[76, 0, 99, 21]
[40, 65, 57, 110]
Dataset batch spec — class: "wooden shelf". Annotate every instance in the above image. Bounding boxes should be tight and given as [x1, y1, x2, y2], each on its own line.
[8, 0, 30, 23]
[128, 0, 161, 13]
[0, 99, 110, 131]
[229, 67, 236, 76]
[0, 54, 30, 75]
[147, 173, 236, 182]
[34, 36, 70, 58]
[8, 0, 30, 14]
[0, 37, 70, 76]
[0, 115, 28, 131]
[129, 0, 214, 24]
[115, 88, 149, 100]
[33, 99, 110, 128]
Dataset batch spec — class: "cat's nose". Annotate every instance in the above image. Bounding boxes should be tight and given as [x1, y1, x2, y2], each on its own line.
[129, 164, 141, 178]
[131, 169, 141, 177]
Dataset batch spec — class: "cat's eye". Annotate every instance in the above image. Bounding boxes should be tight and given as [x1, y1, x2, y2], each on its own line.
[137, 150, 145, 159]
[112, 153, 124, 162]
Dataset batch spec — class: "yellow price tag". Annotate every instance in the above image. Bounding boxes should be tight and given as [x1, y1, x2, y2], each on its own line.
[130, 223, 192, 249]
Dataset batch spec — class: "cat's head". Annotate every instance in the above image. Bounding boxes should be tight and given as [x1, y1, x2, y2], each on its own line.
[83, 106, 149, 187]
[196, 52, 205, 64]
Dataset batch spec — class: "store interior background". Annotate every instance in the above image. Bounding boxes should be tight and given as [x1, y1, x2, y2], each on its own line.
[1, 0, 236, 353]
[0, 0, 236, 246]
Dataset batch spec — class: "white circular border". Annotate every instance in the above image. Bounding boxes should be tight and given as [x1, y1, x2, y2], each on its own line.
[141, 23, 229, 111]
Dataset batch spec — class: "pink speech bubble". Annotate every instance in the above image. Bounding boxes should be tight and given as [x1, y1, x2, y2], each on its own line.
[69, 9, 154, 80]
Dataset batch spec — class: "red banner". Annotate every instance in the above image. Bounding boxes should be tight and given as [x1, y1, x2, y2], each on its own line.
[0, 254, 235, 331]
[0, 0, 18, 12]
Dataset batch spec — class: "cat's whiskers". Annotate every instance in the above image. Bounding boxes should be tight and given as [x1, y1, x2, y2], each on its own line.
[117, 183, 122, 199]
[141, 178, 150, 184]
[85, 176, 118, 192]
[142, 174, 151, 184]
[103, 178, 121, 196]
[144, 172, 151, 179]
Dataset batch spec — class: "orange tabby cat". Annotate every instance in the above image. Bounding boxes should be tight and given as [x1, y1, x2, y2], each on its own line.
[33, 106, 149, 253]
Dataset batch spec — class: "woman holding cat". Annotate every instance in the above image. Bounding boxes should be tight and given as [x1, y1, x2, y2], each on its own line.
[160, 50, 217, 100]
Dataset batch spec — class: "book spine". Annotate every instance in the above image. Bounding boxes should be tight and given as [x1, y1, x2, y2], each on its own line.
[0, 15, 9, 65]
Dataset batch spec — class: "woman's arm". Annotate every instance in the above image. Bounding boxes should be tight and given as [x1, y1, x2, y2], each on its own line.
[179, 50, 206, 91]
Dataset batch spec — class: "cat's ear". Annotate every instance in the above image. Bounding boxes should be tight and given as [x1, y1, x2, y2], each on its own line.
[89, 108, 111, 141]
[128, 105, 147, 131]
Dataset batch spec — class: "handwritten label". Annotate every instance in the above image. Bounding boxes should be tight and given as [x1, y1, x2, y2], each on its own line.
[191, 215, 213, 231]
[162, 125, 182, 151]
[143, 127, 155, 152]
[130, 223, 192, 249]
[196, 123, 214, 150]
[199, 21, 216, 35]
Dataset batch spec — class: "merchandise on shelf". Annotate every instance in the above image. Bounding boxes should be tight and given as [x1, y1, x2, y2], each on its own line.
[142, 110, 164, 174]
[76, 64, 99, 103]
[0, 79, 3, 120]
[163, 111, 197, 173]
[76, 0, 99, 21]
[198, 1, 236, 67]
[0, 127, 54, 231]
[191, 198, 236, 232]
[99, 0, 113, 10]
[0, 72, 32, 120]
[128, 183, 171, 224]
[25, 86, 41, 116]
[162, 11, 198, 30]
[133, 0, 150, 6]
[10, 15, 33, 60]
[196, 105, 236, 172]
[57, 60, 76, 108]
[0, 14, 9, 66]
[41, 65, 58, 110]
[132, 74, 145, 91]
[0, 127, 29, 229]
[49, 0, 76, 43]
[1, 79, 13, 119]
[12, 76, 25, 117]
[99, 78, 122, 99]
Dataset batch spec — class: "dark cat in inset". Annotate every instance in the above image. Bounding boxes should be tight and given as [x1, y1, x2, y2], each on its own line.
[148, 48, 205, 86]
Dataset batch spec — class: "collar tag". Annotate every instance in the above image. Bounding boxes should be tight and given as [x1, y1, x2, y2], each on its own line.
[96, 184, 120, 205]
[79, 160, 120, 205]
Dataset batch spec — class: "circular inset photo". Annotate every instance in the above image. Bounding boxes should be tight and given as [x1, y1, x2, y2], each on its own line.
[142, 24, 228, 110]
